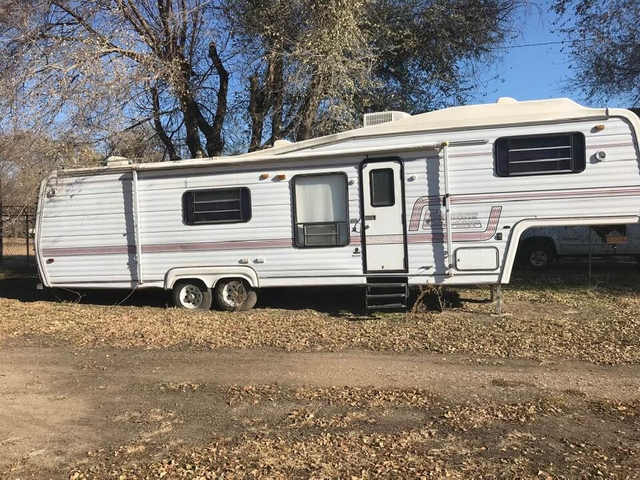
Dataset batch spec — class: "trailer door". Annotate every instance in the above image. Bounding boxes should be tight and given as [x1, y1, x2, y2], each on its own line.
[361, 159, 407, 272]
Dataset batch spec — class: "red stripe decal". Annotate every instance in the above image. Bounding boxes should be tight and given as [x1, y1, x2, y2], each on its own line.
[409, 185, 640, 231]
[407, 206, 502, 243]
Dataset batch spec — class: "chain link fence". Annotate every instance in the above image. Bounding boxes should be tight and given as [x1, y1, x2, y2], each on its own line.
[0, 206, 37, 272]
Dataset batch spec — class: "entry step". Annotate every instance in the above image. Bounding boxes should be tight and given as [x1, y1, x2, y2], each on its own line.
[365, 277, 409, 311]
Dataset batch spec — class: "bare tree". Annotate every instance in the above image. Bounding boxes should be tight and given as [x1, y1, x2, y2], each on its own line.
[228, 0, 376, 150]
[1, 0, 232, 159]
[230, 0, 523, 150]
[0, 131, 101, 207]
[363, 0, 523, 113]
[0, 0, 526, 160]
[553, 0, 640, 106]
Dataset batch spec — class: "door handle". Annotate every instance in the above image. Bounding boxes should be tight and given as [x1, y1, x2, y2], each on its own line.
[364, 215, 376, 220]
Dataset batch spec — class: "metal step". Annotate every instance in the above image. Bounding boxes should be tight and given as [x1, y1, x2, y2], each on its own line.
[366, 283, 408, 289]
[367, 293, 407, 298]
[366, 303, 406, 310]
[365, 277, 409, 311]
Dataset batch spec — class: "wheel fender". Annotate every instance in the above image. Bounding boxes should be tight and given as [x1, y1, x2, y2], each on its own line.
[164, 266, 260, 290]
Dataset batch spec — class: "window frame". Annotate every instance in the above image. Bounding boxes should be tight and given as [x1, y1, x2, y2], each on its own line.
[291, 171, 350, 249]
[182, 187, 252, 226]
[369, 167, 396, 207]
[494, 132, 586, 177]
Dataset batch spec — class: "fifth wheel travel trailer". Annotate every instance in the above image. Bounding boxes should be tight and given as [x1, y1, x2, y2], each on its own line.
[34, 98, 640, 311]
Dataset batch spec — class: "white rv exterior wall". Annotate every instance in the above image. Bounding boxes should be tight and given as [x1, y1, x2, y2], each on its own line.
[36, 103, 640, 291]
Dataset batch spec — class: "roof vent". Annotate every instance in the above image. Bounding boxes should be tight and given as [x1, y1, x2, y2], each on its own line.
[273, 139, 293, 148]
[497, 97, 517, 104]
[363, 111, 411, 127]
[102, 156, 131, 167]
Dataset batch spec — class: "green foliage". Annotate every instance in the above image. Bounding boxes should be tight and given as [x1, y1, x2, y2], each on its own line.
[364, 0, 520, 113]
[553, 0, 640, 106]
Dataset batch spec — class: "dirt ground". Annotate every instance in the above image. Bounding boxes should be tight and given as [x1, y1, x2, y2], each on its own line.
[1, 264, 639, 478]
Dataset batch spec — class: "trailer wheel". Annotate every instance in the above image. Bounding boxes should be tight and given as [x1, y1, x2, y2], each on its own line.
[522, 240, 555, 271]
[215, 279, 257, 311]
[172, 280, 213, 311]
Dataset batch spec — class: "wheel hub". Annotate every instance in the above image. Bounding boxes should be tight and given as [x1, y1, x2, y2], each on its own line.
[223, 281, 247, 307]
[180, 285, 203, 309]
[530, 250, 548, 267]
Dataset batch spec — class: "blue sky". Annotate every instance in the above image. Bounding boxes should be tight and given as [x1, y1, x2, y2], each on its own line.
[470, 2, 629, 109]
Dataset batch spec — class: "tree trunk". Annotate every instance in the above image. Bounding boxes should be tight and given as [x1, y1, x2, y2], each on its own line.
[150, 86, 180, 161]
[206, 41, 228, 156]
[270, 54, 284, 142]
[248, 74, 265, 152]
[294, 75, 321, 141]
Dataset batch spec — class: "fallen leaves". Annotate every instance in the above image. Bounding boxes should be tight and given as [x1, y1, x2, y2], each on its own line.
[1, 278, 640, 364]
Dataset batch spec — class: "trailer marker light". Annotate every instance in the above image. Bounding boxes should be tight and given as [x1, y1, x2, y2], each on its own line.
[260, 173, 270, 180]
[276, 174, 287, 180]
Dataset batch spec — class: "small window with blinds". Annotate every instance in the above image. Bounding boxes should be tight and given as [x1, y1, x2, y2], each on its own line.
[495, 132, 586, 177]
[183, 187, 251, 225]
[292, 173, 349, 248]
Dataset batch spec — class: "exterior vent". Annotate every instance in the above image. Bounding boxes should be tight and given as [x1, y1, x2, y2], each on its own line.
[497, 97, 517, 104]
[102, 156, 131, 167]
[363, 111, 411, 127]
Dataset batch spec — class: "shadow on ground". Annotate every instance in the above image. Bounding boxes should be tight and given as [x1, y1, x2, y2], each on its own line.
[0, 275, 468, 315]
[0, 274, 371, 313]
[1, 257, 639, 313]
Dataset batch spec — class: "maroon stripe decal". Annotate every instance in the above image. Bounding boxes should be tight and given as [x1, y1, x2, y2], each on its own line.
[452, 186, 640, 204]
[141, 238, 293, 253]
[407, 206, 502, 243]
[42, 245, 136, 257]
[366, 234, 405, 245]
[42, 236, 363, 257]
[409, 185, 640, 231]
[40, 183, 639, 258]
[409, 196, 442, 230]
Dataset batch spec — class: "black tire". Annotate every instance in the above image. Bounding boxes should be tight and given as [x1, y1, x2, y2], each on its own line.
[214, 279, 258, 311]
[172, 280, 213, 311]
[521, 240, 555, 271]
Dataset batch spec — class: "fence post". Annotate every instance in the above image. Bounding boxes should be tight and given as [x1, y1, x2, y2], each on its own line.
[25, 212, 30, 266]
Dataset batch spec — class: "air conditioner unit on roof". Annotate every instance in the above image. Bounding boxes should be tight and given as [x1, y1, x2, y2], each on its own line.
[363, 111, 411, 127]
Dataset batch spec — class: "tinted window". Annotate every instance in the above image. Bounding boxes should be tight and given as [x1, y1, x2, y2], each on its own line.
[495, 133, 586, 177]
[183, 188, 251, 225]
[370, 168, 395, 207]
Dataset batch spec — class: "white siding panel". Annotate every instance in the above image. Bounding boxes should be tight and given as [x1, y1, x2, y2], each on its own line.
[39, 114, 640, 289]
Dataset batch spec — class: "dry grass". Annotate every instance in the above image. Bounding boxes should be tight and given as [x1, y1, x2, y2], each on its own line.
[1, 272, 639, 364]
